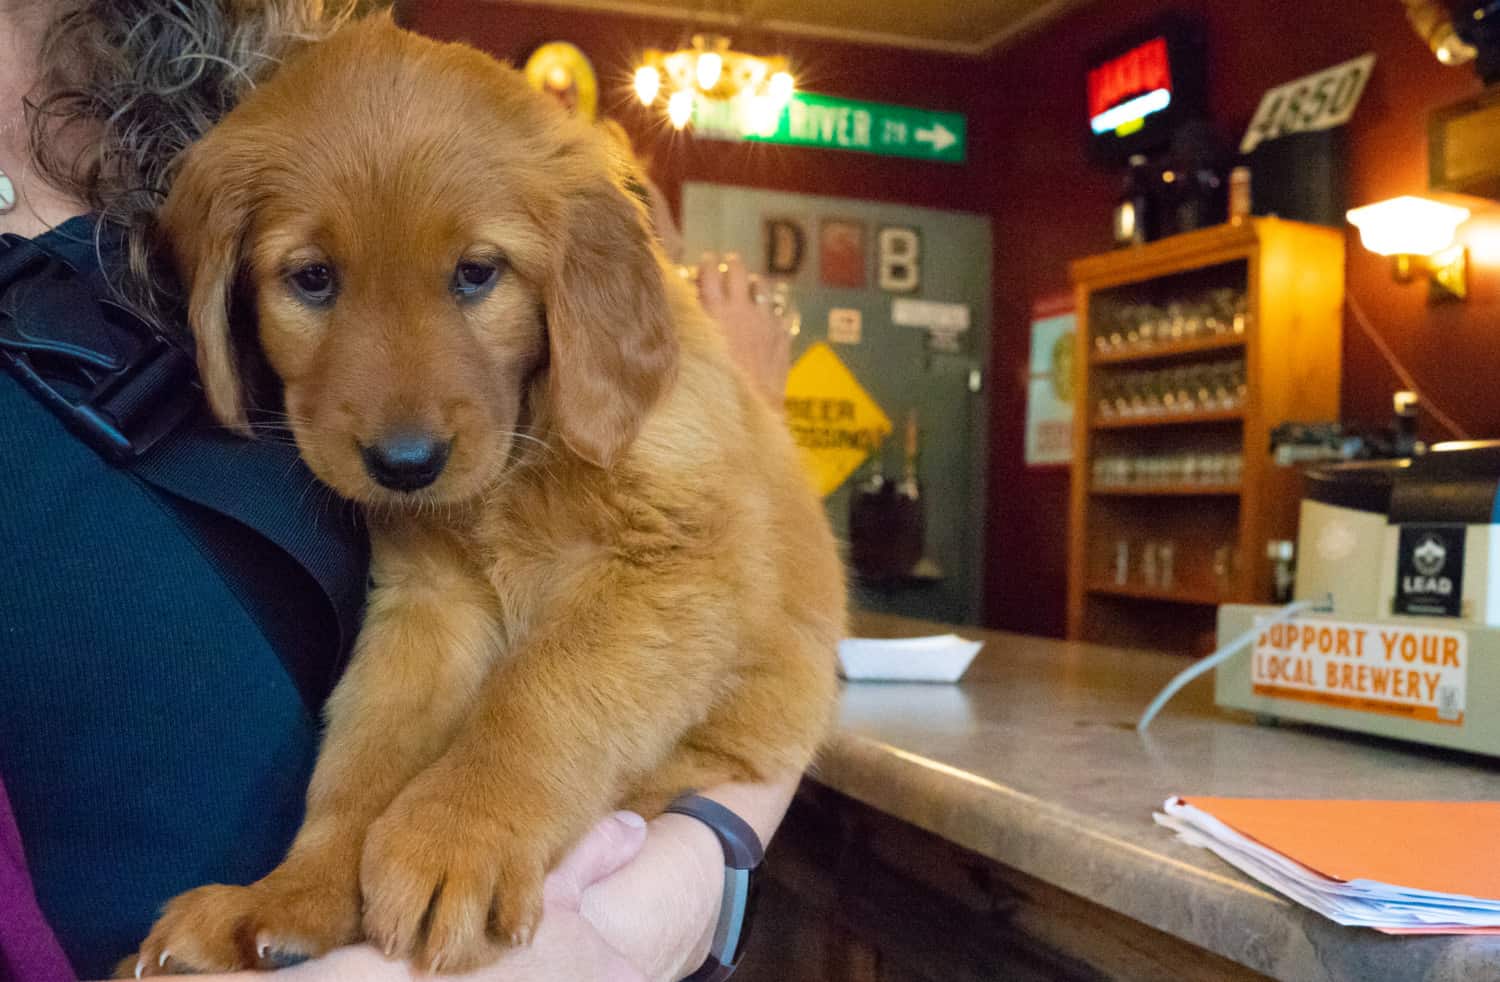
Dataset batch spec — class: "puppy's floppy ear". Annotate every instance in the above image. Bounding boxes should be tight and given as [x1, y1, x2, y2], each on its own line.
[159, 127, 258, 435]
[544, 165, 678, 469]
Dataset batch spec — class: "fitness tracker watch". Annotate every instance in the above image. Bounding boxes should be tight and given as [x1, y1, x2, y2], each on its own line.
[664, 794, 764, 982]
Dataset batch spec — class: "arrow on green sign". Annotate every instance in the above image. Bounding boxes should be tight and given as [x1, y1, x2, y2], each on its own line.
[692, 92, 966, 164]
[915, 122, 958, 153]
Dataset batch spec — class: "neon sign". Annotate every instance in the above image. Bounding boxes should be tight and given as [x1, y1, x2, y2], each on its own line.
[1085, 16, 1204, 161]
[1088, 37, 1174, 136]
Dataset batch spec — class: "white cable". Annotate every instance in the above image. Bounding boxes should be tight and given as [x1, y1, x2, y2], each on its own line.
[1136, 600, 1322, 733]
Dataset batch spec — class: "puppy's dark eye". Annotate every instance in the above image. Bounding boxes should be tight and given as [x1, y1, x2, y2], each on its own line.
[452, 260, 502, 300]
[288, 263, 337, 305]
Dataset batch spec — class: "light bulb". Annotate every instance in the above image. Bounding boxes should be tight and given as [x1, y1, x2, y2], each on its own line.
[768, 71, 795, 104]
[668, 90, 694, 129]
[696, 51, 723, 91]
[742, 96, 780, 137]
[634, 65, 661, 105]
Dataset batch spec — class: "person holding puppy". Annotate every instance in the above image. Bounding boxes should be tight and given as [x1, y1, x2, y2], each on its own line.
[0, 2, 804, 981]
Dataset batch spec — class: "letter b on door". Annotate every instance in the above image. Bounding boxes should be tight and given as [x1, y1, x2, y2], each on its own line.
[878, 226, 920, 293]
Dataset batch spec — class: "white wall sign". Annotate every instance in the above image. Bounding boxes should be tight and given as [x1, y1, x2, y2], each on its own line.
[892, 298, 970, 332]
[1241, 53, 1376, 154]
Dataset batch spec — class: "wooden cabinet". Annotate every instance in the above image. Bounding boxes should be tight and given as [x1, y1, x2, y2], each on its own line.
[1066, 219, 1344, 653]
[735, 784, 1270, 982]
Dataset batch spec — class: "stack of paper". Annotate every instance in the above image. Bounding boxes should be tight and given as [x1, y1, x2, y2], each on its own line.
[1156, 797, 1500, 934]
[837, 634, 983, 683]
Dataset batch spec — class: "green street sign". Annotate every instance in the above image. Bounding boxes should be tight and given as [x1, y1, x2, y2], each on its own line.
[693, 92, 967, 164]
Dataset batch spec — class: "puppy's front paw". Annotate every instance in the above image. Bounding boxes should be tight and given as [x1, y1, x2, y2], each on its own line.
[128, 870, 361, 977]
[361, 785, 546, 974]
[129, 884, 260, 977]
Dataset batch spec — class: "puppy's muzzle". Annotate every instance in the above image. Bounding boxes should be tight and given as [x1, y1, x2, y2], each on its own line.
[361, 431, 451, 492]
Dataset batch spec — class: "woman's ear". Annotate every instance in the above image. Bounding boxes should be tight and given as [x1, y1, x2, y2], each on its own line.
[159, 128, 257, 435]
[543, 163, 679, 469]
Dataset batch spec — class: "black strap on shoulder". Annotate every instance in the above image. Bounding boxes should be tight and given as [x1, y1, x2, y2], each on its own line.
[0, 235, 199, 462]
[0, 228, 368, 688]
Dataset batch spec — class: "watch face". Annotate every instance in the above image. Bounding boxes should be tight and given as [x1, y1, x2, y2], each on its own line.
[726, 867, 762, 967]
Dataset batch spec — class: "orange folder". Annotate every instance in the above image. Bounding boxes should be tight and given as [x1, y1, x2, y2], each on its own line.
[1184, 798, 1500, 901]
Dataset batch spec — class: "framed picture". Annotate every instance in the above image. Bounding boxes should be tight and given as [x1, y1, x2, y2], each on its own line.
[1024, 295, 1076, 467]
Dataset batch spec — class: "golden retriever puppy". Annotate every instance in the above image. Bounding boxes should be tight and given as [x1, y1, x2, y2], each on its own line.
[128, 14, 843, 977]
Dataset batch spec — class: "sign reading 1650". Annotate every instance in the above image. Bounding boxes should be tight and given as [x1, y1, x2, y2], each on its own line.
[1240, 53, 1376, 154]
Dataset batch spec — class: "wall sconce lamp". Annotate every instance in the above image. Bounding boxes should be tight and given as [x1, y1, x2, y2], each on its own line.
[1346, 195, 1472, 300]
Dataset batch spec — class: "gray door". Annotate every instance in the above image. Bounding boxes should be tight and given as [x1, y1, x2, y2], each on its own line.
[682, 183, 992, 625]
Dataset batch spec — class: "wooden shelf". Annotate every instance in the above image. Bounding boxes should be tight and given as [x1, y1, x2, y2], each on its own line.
[1068, 217, 1346, 653]
[1091, 408, 1244, 429]
[1090, 484, 1242, 497]
[1091, 333, 1246, 365]
[1069, 219, 1262, 289]
[1085, 583, 1225, 606]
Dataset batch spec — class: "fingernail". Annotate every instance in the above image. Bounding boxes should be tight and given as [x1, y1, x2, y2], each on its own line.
[614, 810, 647, 829]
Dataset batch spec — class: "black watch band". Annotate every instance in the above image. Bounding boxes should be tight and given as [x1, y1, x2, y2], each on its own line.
[664, 794, 764, 982]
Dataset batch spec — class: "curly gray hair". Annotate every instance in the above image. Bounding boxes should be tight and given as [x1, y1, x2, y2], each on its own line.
[26, 0, 366, 317]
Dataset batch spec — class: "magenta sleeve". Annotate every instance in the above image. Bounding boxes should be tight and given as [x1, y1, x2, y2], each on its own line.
[0, 776, 75, 982]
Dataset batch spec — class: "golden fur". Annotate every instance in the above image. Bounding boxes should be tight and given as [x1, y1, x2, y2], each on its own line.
[126, 15, 844, 977]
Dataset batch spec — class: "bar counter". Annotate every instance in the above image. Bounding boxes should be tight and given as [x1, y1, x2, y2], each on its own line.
[760, 612, 1500, 982]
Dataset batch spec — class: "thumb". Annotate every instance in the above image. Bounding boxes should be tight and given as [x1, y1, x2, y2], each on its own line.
[543, 811, 648, 910]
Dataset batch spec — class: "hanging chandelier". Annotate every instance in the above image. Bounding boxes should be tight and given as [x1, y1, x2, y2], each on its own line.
[634, 34, 796, 134]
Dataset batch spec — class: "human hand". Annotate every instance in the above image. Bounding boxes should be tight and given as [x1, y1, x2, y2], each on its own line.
[582, 776, 802, 982]
[454, 810, 650, 982]
[697, 252, 793, 406]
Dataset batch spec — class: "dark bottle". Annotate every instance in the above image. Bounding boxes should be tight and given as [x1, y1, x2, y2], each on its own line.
[848, 414, 925, 583]
[1163, 119, 1228, 235]
[1112, 154, 1154, 247]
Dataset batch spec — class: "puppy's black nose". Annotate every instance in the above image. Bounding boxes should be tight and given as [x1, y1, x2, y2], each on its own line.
[361, 431, 450, 491]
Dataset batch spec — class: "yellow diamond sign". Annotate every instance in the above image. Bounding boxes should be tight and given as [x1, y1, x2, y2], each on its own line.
[783, 342, 892, 497]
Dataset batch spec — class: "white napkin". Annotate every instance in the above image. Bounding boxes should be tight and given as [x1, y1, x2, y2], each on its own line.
[837, 634, 983, 683]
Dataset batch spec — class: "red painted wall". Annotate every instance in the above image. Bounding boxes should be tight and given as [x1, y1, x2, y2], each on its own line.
[976, 0, 1496, 637]
[409, 0, 1500, 638]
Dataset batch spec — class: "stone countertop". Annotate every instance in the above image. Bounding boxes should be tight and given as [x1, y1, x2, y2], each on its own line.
[818, 612, 1500, 982]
